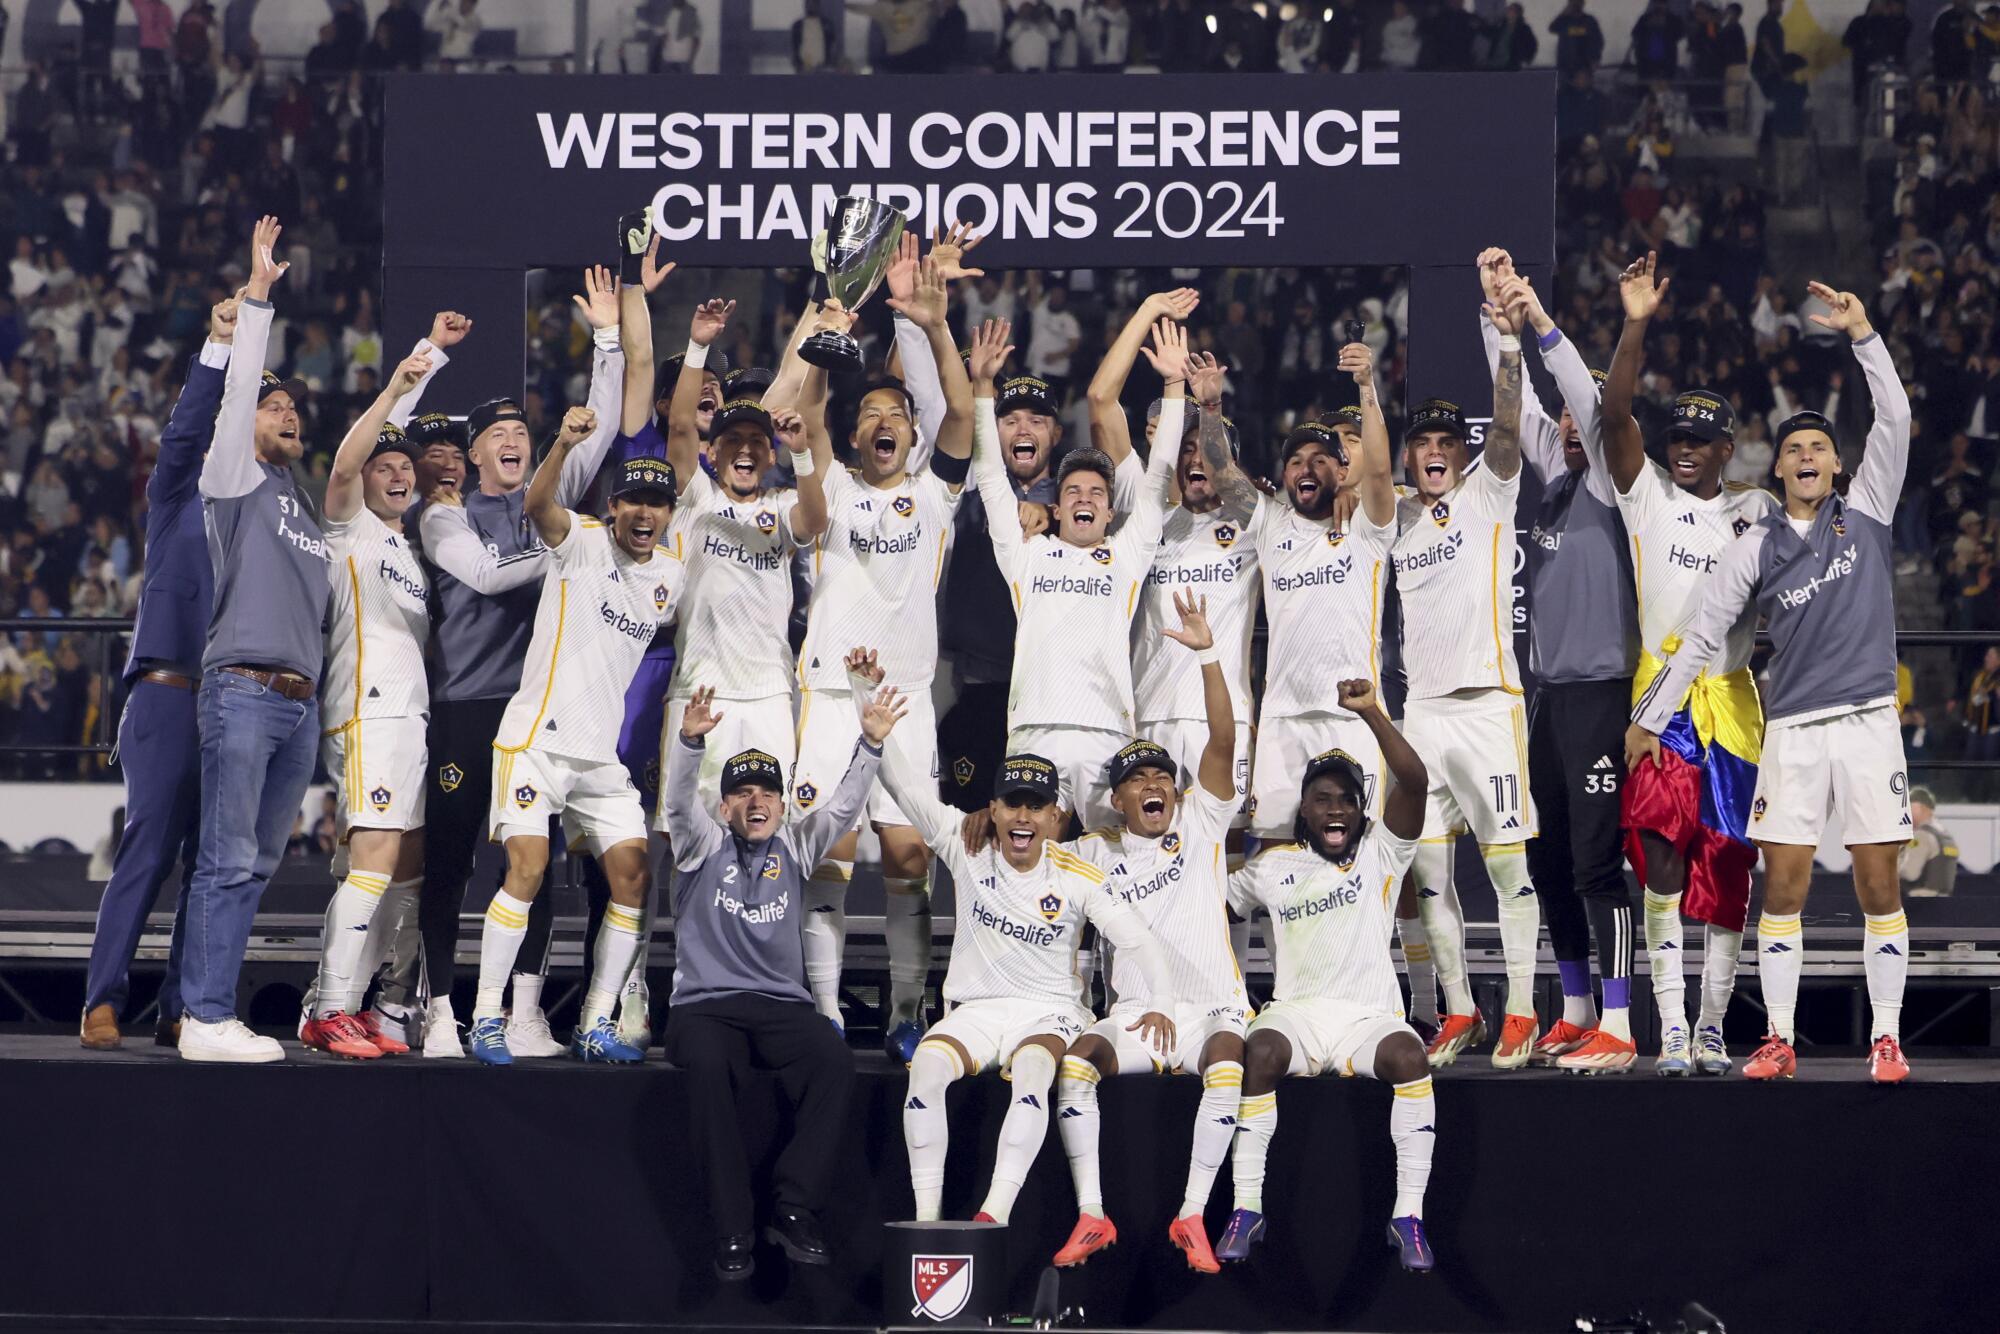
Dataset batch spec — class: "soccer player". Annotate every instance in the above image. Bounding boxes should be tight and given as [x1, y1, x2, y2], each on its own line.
[1600, 254, 1778, 1075]
[790, 256, 973, 1056]
[1043, 591, 1249, 1274]
[1220, 677, 1437, 1273]
[299, 352, 436, 1058]
[970, 318, 1181, 829]
[1392, 300, 1538, 1068]
[1629, 280, 1915, 1084]
[466, 419, 683, 1065]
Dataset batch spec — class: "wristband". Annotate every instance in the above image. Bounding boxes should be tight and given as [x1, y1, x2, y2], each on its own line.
[684, 340, 709, 369]
[1537, 327, 1563, 352]
[1195, 645, 1220, 666]
[789, 448, 815, 477]
[1497, 334, 1521, 353]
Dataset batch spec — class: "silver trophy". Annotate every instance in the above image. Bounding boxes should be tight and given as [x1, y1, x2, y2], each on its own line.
[799, 195, 907, 372]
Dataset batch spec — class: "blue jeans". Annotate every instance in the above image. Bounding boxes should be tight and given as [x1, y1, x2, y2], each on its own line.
[180, 669, 319, 1022]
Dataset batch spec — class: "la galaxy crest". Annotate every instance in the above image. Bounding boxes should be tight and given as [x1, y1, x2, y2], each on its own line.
[1038, 892, 1063, 922]
[1430, 500, 1450, 529]
[893, 495, 915, 517]
[1213, 522, 1237, 549]
[438, 762, 464, 793]
[368, 785, 392, 812]
[1162, 831, 1181, 855]
[755, 510, 777, 534]
[1090, 546, 1111, 564]
[794, 780, 819, 809]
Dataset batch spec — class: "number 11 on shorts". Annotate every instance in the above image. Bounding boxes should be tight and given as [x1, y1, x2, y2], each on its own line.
[1489, 773, 1519, 814]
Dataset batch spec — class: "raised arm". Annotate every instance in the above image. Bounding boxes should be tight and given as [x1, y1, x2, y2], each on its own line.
[1480, 297, 1525, 483]
[1600, 252, 1668, 493]
[669, 296, 736, 483]
[618, 227, 675, 436]
[524, 405, 598, 548]
[554, 266, 628, 508]
[760, 293, 825, 419]
[969, 318, 1026, 567]
[664, 687, 727, 878]
[419, 500, 546, 594]
[1341, 677, 1427, 840]
[1122, 318, 1189, 551]
[1629, 528, 1766, 748]
[845, 650, 960, 851]
[1810, 281, 1910, 525]
[1478, 261, 1562, 482]
[387, 310, 469, 428]
[886, 253, 972, 470]
[200, 216, 287, 501]
[1161, 590, 1235, 802]
[1340, 339, 1398, 528]
[153, 294, 235, 504]
[325, 350, 430, 523]
[1086, 287, 1199, 467]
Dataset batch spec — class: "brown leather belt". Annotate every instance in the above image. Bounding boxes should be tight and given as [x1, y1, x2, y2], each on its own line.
[221, 665, 317, 700]
[137, 669, 197, 691]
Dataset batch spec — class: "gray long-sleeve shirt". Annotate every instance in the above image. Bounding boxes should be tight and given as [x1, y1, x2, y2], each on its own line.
[662, 730, 882, 1007]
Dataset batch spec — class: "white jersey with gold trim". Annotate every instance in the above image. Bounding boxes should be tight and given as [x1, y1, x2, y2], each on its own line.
[1228, 826, 1420, 1014]
[1393, 461, 1523, 701]
[797, 466, 959, 692]
[936, 838, 1146, 1009]
[669, 468, 799, 701]
[321, 506, 429, 727]
[1254, 495, 1394, 719]
[1618, 464, 1778, 675]
[1132, 503, 1261, 725]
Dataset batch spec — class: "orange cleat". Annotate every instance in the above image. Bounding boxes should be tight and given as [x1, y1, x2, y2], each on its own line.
[358, 1009, 410, 1056]
[1168, 1214, 1220, 1274]
[1528, 1019, 1592, 1068]
[1490, 1014, 1540, 1070]
[301, 1012, 383, 1060]
[1424, 1011, 1488, 1067]
[1868, 1035, 1909, 1084]
[1554, 1029, 1637, 1074]
[1052, 1213, 1117, 1267]
[1743, 1033, 1796, 1081]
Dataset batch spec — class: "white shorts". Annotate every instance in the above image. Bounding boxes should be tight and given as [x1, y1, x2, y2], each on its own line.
[491, 747, 648, 855]
[1752, 704, 1910, 847]
[1248, 999, 1414, 1079]
[658, 693, 798, 829]
[926, 996, 1091, 1074]
[1402, 691, 1536, 844]
[322, 716, 427, 838]
[1139, 718, 1252, 830]
[1087, 1000, 1249, 1074]
[1248, 710, 1382, 841]
[1005, 724, 1123, 830]
[793, 686, 940, 830]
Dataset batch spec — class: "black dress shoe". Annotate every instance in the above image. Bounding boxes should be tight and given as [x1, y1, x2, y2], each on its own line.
[765, 1208, 831, 1265]
[713, 1232, 756, 1282]
[154, 1017, 181, 1048]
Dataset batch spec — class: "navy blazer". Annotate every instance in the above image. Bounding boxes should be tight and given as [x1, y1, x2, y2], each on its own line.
[124, 350, 225, 681]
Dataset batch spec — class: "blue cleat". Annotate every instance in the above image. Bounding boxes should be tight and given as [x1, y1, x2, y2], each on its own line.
[571, 1017, 646, 1063]
[1693, 1026, 1732, 1076]
[1655, 1025, 1692, 1077]
[884, 1019, 925, 1066]
[1387, 1216, 1434, 1272]
[467, 1016, 513, 1066]
[1215, 1209, 1266, 1263]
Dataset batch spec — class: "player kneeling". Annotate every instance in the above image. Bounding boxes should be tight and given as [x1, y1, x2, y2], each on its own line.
[1221, 679, 1438, 1273]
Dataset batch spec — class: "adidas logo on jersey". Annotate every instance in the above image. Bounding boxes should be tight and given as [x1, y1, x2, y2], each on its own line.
[1592, 755, 1615, 771]
[1502, 816, 1520, 830]
[1678, 512, 1697, 525]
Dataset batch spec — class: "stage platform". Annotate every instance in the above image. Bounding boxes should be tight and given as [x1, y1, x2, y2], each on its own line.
[2, 1037, 1993, 1333]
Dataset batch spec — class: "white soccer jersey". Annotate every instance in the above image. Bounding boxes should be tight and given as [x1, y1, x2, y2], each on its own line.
[668, 468, 799, 701]
[1617, 463, 1777, 676]
[495, 515, 683, 765]
[1393, 461, 1523, 701]
[1074, 782, 1246, 1011]
[321, 506, 429, 727]
[1228, 826, 1420, 1014]
[797, 466, 959, 692]
[1254, 495, 1395, 719]
[1132, 504, 1261, 726]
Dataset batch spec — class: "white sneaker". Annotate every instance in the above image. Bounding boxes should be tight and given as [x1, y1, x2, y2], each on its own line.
[179, 1017, 285, 1064]
[368, 1004, 410, 1048]
[616, 976, 653, 1052]
[505, 1006, 566, 1058]
[422, 998, 466, 1059]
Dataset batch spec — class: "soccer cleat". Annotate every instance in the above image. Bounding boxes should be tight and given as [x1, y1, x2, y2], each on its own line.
[1215, 1209, 1267, 1263]
[360, 1008, 411, 1055]
[971, 1211, 998, 1224]
[506, 1007, 567, 1059]
[1490, 1014, 1539, 1070]
[301, 1011, 384, 1060]
[1052, 1213, 1117, 1267]
[423, 999, 466, 1058]
[1655, 1025, 1693, 1076]
[1555, 1029, 1637, 1074]
[1693, 1026, 1731, 1075]
[616, 975, 653, 1053]
[1424, 1011, 1488, 1068]
[1168, 1214, 1221, 1274]
[571, 1017, 646, 1063]
[884, 1019, 926, 1067]
[1743, 1033, 1796, 1081]
[467, 1016, 513, 1065]
[1386, 1216, 1435, 1273]
[1869, 1035, 1910, 1084]
[1528, 1019, 1592, 1067]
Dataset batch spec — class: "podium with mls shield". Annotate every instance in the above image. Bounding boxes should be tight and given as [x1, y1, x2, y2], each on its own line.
[884, 1220, 1007, 1326]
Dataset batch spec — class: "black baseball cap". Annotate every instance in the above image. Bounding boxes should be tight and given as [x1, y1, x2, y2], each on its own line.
[1301, 748, 1369, 801]
[1668, 390, 1734, 442]
[610, 455, 677, 504]
[1281, 421, 1346, 467]
[709, 398, 774, 442]
[1773, 409, 1834, 446]
[996, 375, 1059, 419]
[1107, 739, 1177, 788]
[406, 412, 463, 450]
[1325, 405, 1366, 433]
[465, 398, 528, 449]
[370, 422, 416, 461]
[725, 365, 775, 399]
[1404, 398, 1469, 442]
[995, 753, 1061, 804]
[257, 369, 307, 406]
[721, 748, 784, 795]
[657, 350, 730, 394]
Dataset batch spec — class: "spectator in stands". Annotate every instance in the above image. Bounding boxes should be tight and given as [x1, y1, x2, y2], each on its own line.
[1632, 0, 1686, 82]
[1003, 1, 1060, 72]
[859, 0, 931, 72]
[1968, 647, 2000, 762]
[1212, 0, 1276, 72]
[1418, 0, 1478, 71]
[793, 1, 837, 73]
[1150, 0, 1210, 72]
[929, 0, 969, 70]
[427, 0, 482, 68]
[1380, 1, 1420, 71]
[133, 0, 174, 74]
[1026, 281, 1081, 404]
[380, 0, 425, 70]
[1482, 5, 1539, 72]
[1278, 7, 1322, 73]
[1900, 787, 1959, 897]
[1551, 0, 1606, 73]
[1934, 0, 1978, 83]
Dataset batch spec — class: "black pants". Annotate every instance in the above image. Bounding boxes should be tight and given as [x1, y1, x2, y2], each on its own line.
[665, 994, 855, 1237]
[420, 697, 552, 999]
[1526, 679, 1633, 989]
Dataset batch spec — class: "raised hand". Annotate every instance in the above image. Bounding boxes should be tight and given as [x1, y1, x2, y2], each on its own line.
[969, 317, 1014, 385]
[1188, 351, 1226, 407]
[1142, 286, 1202, 323]
[1477, 246, 1517, 303]
[209, 286, 245, 343]
[929, 220, 986, 281]
[1139, 317, 1190, 385]
[573, 264, 619, 330]
[885, 254, 949, 331]
[1337, 340, 1374, 385]
[1160, 589, 1214, 652]
[812, 297, 858, 336]
[554, 404, 597, 449]
[1499, 274, 1548, 335]
[248, 214, 288, 300]
[860, 685, 909, 746]
[843, 646, 885, 688]
[1336, 677, 1380, 715]
[960, 807, 996, 855]
[681, 685, 724, 739]
[389, 352, 432, 396]
[1806, 280, 1872, 340]
[1620, 251, 1670, 322]
[771, 407, 806, 456]
[1484, 293, 1520, 338]
[690, 297, 736, 348]
[429, 310, 473, 348]
[884, 230, 922, 303]
[640, 234, 676, 294]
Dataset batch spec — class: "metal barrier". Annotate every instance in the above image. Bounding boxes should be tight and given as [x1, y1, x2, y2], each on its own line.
[0, 617, 133, 760]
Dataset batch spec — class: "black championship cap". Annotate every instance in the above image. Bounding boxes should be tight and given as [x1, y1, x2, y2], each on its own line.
[465, 398, 527, 448]
[1668, 390, 1734, 442]
[610, 455, 677, 504]
[996, 375, 1059, 419]
[724, 365, 776, 399]
[1107, 739, 1177, 788]
[1301, 747, 1369, 801]
[1589, 368, 1610, 388]
[257, 369, 307, 406]
[709, 398, 774, 441]
[721, 748, 784, 795]
[656, 349, 731, 395]
[1282, 421, 1346, 466]
[1325, 405, 1366, 433]
[994, 753, 1061, 804]
[405, 412, 463, 450]
[1404, 397, 1469, 442]
[370, 422, 416, 461]
[1056, 446, 1116, 489]
[1774, 408, 1834, 446]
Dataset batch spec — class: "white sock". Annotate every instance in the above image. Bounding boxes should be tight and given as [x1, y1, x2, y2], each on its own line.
[1388, 1075, 1436, 1220]
[1697, 924, 1742, 1033]
[1055, 1055, 1104, 1216]
[582, 902, 644, 1027]
[511, 969, 545, 1018]
[981, 1044, 1057, 1224]
[368, 877, 421, 1014]
[474, 891, 533, 1020]
[314, 870, 389, 1018]
[347, 876, 411, 1013]
[1644, 889, 1688, 1035]
[1397, 915, 1437, 1026]
[1483, 843, 1540, 1018]
[1863, 910, 1909, 1041]
[802, 864, 851, 1024]
[905, 1042, 959, 1222]
[1230, 1090, 1278, 1212]
[1757, 911, 1803, 1042]
[1413, 841, 1472, 1015]
[617, 896, 654, 1006]
[883, 876, 932, 1024]
[1182, 1060, 1242, 1218]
